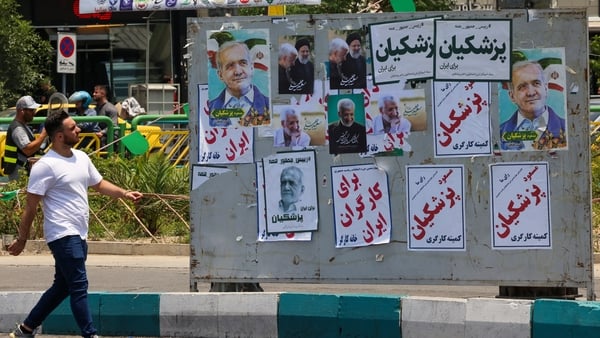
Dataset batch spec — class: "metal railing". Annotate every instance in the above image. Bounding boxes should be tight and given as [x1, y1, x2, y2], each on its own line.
[0, 114, 189, 169]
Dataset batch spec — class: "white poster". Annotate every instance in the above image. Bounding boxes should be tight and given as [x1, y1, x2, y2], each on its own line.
[369, 17, 438, 84]
[256, 162, 311, 242]
[490, 162, 551, 249]
[434, 19, 511, 81]
[263, 151, 318, 233]
[198, 84, 254, 164]
[331, 164, 391, 248]
[433, 81, 491, 157]
[190, 165, 230, 191]
[406, 165, 466, 251]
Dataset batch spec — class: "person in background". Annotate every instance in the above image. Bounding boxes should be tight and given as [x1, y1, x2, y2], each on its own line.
[371, 94, 411, 135]
[7, 110, 143, 338]
[273, 107, 311, 147]
[1, 96, 47, 181]
[69, 90, 100, 148]
[92, 84, 119, 150]
[35, 76, 57, 104]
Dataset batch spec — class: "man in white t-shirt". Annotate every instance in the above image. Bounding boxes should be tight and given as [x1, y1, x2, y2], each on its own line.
[8, 111, 143, 338]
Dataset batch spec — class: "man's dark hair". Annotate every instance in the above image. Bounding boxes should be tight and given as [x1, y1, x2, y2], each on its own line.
[45, 111, 70, 139]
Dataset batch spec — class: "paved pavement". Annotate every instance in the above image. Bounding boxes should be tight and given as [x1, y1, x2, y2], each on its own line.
[1, 245, 598, 298]
[0, 242, 598, 337]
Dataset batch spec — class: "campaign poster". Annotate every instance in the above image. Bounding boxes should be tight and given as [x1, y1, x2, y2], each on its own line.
[490, 162, 551, 249]
[327, 93, 367, 154]
[331, 164, 391, 248]
[498, 48, 568, 152]
[369, 17, 438, 84]
[262, 151, 318, 233]
[256, 161, 311, 242]
[406, 165, 466, 251]
[198, 84, 254, 164]
[434, 19, 511, 81]
[206, 29, 271, 127]
[433, 81, 492, 157]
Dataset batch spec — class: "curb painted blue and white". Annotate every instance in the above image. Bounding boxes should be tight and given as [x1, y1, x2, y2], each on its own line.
[1, 292, 599, 337]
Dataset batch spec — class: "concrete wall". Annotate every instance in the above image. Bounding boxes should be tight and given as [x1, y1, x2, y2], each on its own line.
[2, 292, 600, 337]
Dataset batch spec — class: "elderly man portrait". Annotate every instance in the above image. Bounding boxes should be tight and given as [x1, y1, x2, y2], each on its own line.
[499, 60, 566, 150]
[372, 94, 411, 135]
[274, 107, 311, 147]
[209, 40, 270, 127]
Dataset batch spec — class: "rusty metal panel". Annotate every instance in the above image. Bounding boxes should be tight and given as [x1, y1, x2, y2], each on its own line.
[187, 10, 593, 295]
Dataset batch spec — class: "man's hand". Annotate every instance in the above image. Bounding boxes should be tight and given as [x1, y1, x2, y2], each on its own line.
[123, 190, 143, 202]
[7, 238, 26, 256]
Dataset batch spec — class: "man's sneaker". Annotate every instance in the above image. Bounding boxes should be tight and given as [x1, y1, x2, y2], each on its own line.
[8, 324, 36, 338]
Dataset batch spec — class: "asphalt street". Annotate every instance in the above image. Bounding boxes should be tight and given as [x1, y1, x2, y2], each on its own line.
[1, 250, 598, 338]
[0, 251, 597, 298]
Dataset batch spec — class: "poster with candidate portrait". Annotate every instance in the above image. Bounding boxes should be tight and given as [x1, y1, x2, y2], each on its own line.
[206, 29, 271, 128]
[263, 150, 318, 234]
[256, 161, 312, 242]
[331, 164, 391, 248]
[498, 48, 567, 152]
[490, 162, 551, 249]
[198, 84, 254, 164]
[327, 93, 367, 154]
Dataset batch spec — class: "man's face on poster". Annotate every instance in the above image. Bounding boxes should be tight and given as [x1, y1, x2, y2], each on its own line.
[280, 168, 304, 206]
[283, 113, 301, 137]
[381, 99, 400, 122]
[509, 63, 548, 120]
[348, 39, 362, 59]
[332, 47, 348, 64]
[217, 43, 254, 98]
[339, 108, 355, 127]
[298, 45, 311, 64]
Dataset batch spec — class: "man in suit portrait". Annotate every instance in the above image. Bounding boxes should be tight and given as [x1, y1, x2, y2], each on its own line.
[209, 41, 270, 127]
[499, 60, 566, 150]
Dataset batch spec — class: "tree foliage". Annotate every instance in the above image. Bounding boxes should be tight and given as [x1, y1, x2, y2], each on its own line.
[239, 0, 454, 16]
[0, 0, 53, 110]
[590, 35, 600, 94]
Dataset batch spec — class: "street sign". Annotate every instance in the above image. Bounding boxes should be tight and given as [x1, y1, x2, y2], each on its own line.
[57, 33, 76, 74]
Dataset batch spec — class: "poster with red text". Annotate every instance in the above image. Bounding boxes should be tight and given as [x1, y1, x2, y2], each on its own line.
[198, 84, 254, 164]
[331, 164, 391, 248]
[490, 162, 551, 249]
[433, 81, 491, 157]
[406, 165, 466, 251]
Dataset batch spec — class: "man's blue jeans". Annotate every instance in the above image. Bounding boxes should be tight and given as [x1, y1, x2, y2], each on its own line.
[23, 235, 97, 337]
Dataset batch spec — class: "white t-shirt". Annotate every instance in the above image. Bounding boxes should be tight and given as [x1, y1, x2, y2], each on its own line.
[371, 115, 411, 135]
[27, 149, 103, 243]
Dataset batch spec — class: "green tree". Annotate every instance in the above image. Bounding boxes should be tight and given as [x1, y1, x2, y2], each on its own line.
[239, 0, 454, 16]
[0, 0, 53, 110]
[590, 35, 600, 95]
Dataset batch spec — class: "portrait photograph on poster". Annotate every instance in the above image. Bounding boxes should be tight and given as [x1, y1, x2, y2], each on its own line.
[206, 29, 271, 127]
[262, 150, 319, 234]
[498, 48, 568, 152]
